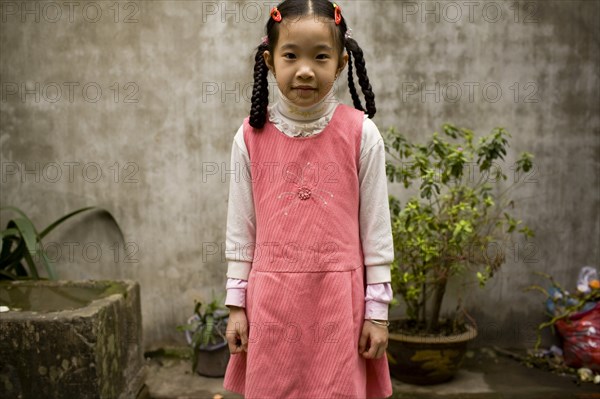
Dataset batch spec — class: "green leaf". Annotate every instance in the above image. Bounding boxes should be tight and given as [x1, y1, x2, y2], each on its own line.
[21, 246, 40, 279]
[13, 218, 38, 256]
[442, 123, 459, 139]
[1, 228, 19, 239]
[477, 271, 488, 287]
[0, 269, 20, 280]
[38, 250, 57, 280]
[176, 324, 198, 332]
[0, 235, 27, 272]
[519, 226, 535, 238]
[0, 227, 21, 266]
[0, 206, 38, 228]
[39, 206, 90, 237]
[516, 152, 534, 173]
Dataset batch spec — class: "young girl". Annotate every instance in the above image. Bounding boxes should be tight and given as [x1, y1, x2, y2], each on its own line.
[223, 1, 394, 397]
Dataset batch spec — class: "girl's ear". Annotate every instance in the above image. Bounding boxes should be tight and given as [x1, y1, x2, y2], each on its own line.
[338, 52, 349, 75]
[263, 50, 275, 74]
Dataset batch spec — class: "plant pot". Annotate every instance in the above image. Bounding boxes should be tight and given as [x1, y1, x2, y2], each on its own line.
[184, 313, 230, 378]
[195, 340, 231, 377]
[387, 320, 477, 385]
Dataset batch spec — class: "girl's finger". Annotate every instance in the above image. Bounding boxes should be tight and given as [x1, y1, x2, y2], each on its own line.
[227, 338, 236, 352]
[233, 336, 246, 354]
[358, 332, 368, 353]
[229, 340, 241, 354]
[375, 347, 383, 359]
[241, 326, 249, 351]
[364, 344, 376, 359]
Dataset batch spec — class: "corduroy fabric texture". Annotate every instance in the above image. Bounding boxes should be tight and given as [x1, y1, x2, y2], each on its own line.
[223, 104, 392, 399]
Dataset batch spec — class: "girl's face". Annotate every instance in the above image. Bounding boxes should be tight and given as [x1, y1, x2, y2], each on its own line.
[263, 16, 348, 108]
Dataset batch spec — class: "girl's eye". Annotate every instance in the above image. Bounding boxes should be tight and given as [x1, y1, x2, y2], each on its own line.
[317, 54, 329, 60]
[283, 53, 296, 59]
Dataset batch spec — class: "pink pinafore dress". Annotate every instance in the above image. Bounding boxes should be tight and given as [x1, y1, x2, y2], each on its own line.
[223, 104, 393, 398]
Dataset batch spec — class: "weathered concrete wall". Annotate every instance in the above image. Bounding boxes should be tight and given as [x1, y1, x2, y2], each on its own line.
[1, 1, 598, 348]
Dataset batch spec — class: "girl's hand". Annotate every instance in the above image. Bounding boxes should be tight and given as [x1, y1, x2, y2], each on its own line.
[358, 320, 389, 359]
[226, 306, 248, 354]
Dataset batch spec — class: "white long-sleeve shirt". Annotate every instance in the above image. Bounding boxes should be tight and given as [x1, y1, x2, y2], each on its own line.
[224, 85, 394, 320]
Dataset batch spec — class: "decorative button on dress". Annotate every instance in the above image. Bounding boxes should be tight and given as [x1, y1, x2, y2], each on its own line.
[223, 104, 393, 399]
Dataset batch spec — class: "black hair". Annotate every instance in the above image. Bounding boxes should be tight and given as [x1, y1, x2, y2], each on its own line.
[249, 0, 376, 129]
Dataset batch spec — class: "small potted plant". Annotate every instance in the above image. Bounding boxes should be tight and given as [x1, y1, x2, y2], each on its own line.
[383, 123, 534, 384]
[177, 294, 230, 377]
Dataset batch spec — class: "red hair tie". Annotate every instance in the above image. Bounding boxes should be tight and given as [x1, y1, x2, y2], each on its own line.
[270, 6, 282, 22]
[333, 3, 342, 25]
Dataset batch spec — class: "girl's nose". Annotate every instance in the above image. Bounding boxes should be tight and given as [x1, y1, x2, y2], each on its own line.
[296, 64, 315, 79]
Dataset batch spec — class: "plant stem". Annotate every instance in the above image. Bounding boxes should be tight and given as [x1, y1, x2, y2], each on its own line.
[428, 273, 448, 332]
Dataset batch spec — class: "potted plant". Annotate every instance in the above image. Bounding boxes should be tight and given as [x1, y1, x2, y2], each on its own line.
[1, 206, 123, 280]
[177, 295, 230, 377]
[383, 123, 534, 384]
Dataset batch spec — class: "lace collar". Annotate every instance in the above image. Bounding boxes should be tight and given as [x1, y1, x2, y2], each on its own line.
[267, 86, 339, 138]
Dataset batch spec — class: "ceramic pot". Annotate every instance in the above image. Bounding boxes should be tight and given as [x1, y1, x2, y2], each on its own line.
[387, 321, 477, 385]
[195, 340, 230, 377]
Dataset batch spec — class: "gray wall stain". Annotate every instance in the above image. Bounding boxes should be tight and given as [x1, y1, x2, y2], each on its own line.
[1, 1, 598, 348]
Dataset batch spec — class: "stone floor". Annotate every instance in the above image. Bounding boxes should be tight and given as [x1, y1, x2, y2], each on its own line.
[143, 348, 600, 399]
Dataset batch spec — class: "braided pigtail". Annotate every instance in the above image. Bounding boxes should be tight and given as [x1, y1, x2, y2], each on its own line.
[249, 42, 270, 129]
[345, 49, 363, 112]
[344, 37, 376, 118]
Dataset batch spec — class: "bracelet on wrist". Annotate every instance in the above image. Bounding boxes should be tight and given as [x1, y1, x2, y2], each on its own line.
[367, 319, 390, 327]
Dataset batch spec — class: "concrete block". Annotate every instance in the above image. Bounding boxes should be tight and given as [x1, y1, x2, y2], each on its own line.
[0, 280, 146, 399]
